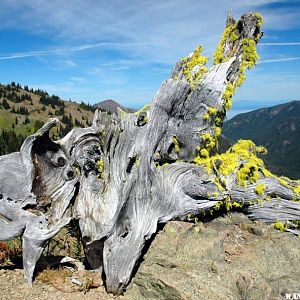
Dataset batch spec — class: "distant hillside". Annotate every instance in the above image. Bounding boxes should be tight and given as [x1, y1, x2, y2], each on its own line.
[0, 83, 138, 155]
[0, 82, 94, 154]
[223, 100, 300, 179]
[94, 99, 135, 114]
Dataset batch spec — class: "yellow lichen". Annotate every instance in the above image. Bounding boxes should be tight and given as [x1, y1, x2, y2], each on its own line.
[257, 198, 264, 207]
[182, 45, 209, 89]
[237, 162, 261, 187]
[236, 73, 246, 87]
[256, 146, 268, 154]
[203, 113, 210, 121]
[224, 197, 232, 211]
[201, 133, 216, 150]
[241, 38, 260, 69]
[229, 30, 239, 42]
[214, 201, 222, 210]
[194, 14, 272, 194]
[294, 185, 300, 195]
[194, 140, 266, 187]
[232, 201, 243, 208]
[215, 127, 222, 137]
[213, 13, 262, 122]
[172, 136, 181, 154]
[254, 184, 266, 195]
[278, 177, 289, 188]
[195, 133, 218, 160]
[255, 13, 264, 28]
[261, 168, 272, 177]
[208, 107, 217, 116]
[96, 159, 105, 179]
[75, 166, 81, 176]
[214, 197, 243, 212]
[203, 107, 219, 123]
[223, 82, 234, 110]
[214, 117, 222, 126]
[136, 159, 141, 167]
[156, 162, 170, 169]
[213, 177, 224, 191]
[208, 191, 219, 198]
[213, 23, 237, 64]
[200, 148, 210, 158]
[274, 221, 288, 232]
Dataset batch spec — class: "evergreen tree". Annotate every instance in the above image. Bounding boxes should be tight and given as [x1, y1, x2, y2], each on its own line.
[0, 130, 26, 155]
[23, 115, 30, 125]
[2, 99, 10, 110]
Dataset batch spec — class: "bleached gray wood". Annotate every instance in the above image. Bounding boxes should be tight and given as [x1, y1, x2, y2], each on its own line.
[0, 119, 77, 284]
[0, 12, 299, 296]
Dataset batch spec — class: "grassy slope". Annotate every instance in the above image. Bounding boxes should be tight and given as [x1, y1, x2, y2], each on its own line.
[0, 84, 94, 138]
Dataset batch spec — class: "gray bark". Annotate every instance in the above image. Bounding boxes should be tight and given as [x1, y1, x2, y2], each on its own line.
[0, 12, 299, 295]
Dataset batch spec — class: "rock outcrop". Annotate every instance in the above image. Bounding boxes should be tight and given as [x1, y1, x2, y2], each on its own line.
[124, 213, 300, 300]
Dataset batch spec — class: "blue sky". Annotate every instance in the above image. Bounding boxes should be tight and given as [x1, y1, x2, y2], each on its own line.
[0, 0, 299, 117]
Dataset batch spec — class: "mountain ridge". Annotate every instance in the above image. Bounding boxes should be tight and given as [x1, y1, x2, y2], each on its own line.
[94, 99, 136, 114]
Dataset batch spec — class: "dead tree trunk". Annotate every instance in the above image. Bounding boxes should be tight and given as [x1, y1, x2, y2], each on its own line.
[0, 12, 299, 295]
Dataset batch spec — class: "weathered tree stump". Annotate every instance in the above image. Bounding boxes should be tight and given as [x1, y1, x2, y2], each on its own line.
[0, 12, 299, 295]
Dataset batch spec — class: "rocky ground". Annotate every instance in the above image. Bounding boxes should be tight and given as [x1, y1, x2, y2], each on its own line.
[0, 213, 299, 300]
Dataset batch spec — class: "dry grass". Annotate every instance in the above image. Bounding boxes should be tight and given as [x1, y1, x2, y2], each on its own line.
[0, 239, 22, 265]
[37, 267, 101, 294]
[43, 227, 84, 259]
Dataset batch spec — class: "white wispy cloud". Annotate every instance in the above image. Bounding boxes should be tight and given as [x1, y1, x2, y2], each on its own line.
[0, 0, 298, 63]
[62, 59, 77, 67]
[260, 57, 300, 63]
[0, 42, 148, 60]
[259, 42, 300, 46]
[69, 77, 87, 84]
